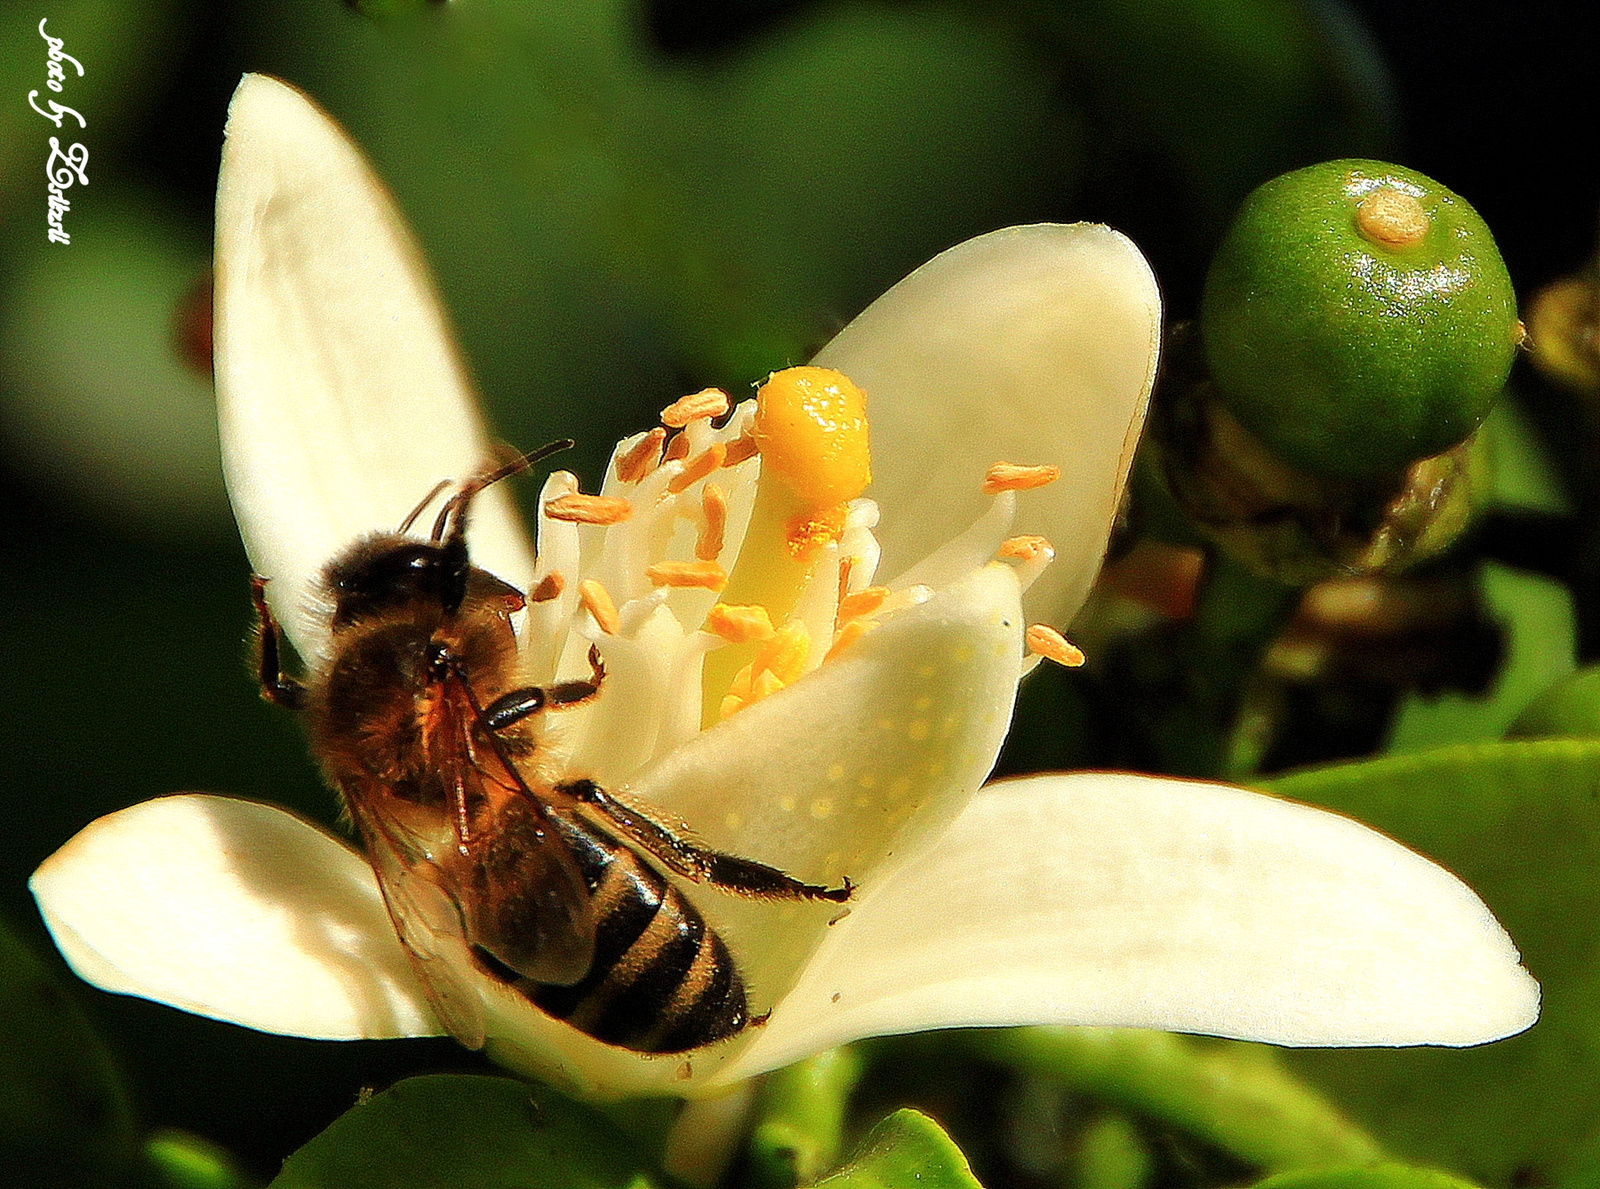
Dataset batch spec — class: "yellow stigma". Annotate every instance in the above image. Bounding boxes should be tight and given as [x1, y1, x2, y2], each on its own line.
[701, 366, 872, 726]
[751, 366, 871, 515]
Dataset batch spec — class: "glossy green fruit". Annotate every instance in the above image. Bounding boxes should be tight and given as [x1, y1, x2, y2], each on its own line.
[1201, 160, 1519, 481]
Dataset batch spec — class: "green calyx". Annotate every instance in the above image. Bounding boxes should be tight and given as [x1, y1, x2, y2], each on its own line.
[1201, 159, 1520, 481]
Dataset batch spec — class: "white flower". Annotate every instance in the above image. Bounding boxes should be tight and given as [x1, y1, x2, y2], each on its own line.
[31, 75, 1536, 1108]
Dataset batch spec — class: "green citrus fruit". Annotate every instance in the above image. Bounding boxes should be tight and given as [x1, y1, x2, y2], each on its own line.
[1201, 160, 1520, 481]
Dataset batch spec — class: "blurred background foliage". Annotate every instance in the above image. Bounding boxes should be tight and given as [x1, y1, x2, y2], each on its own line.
[1, 0, 1597, 1185]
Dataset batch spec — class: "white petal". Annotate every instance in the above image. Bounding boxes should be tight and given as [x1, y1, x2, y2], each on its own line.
[627, 563, 1025, 1004]
[29, 794, 440, 1041]
[215, 74, 533, 654]
[717, 773, 1539, 1082]
[813, 224, 1161, 626]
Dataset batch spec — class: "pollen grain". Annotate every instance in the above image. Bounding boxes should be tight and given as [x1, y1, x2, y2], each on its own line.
[616, 428, 667, 483]
[705, 603, 776, 644]
[667, 442, 727, 494]
[696, 484, 728, 560]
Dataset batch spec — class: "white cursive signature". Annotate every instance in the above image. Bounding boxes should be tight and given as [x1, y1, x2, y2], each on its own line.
[30, 18, 86, 244]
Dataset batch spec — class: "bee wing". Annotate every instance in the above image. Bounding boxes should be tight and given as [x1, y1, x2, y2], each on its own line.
[348, 799, 488, 1049]
[431, 677, 598, 989]
[455, 793, 598, 988]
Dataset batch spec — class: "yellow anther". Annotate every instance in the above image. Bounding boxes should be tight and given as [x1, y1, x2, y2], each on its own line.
[529, 572, 565, 603]
[837, 586, 889, 620]
[667, 442, 727, 495]
[616, 427, 666, 484]
[983, 462, 1062, 495]
[997, 535, 1054, 562]
[661, 387, 731, 428]
[579, 579, 621, 635]
[753, 367, 871, 509]
[664, 433, 691, 463]
[697, 483, 728, 561]
[722, 434, 759, 467]
[545, 493, 633, 525]
[825, 618, 869, 662]
[645, 560, 729, 591]
[1026, 623, 1085, 668]
[705, 603, 776, 644]
[751, 668, 786, 701]
[719, 692, 747, 720]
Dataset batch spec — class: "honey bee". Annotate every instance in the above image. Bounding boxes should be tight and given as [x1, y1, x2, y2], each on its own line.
[252, 445, 850, 1054]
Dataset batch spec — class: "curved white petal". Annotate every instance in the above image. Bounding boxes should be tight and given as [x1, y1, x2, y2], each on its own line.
[215, 74, 533, 655]
[627, 563, 1026, 1005]
[813, 224, 1161, 626]
[717, 772, 1539, 1083]
[29, 794, 440, 1041]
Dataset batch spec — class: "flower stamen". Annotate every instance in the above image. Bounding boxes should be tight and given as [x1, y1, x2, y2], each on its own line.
[1026, 623, 1086, 668]
[616, 428, 667, 484]
[579, 578, 621, 635]
[546, 493, 634, 525]
[998, 535, 1053, 562]
[705, 603, 775, 644]
[722, 434, 759, 468]
[983, 462, 1062, 495]
[696, 484, 728, 561]
[645, 560, 729, 591]
[530, 572, 565, 602]
[667, 442, 728, 495]
[661, 387, 731, 428]
[837, 586, 889, 619]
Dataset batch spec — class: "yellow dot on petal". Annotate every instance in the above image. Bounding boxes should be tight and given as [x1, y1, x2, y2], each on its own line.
[811, 799, 834, 819]
[827, 762, 845, 781]
[913, 694, 933, 711]
[724, 812, 744, 830]
[859, 774, 877, 790]
[779, 795, 797, 812]
[907, 720, 930, 741]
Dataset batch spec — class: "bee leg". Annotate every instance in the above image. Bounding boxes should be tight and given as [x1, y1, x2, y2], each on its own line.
[250, 576, 306, 711]
[557, 778, 852, 904]
[481, 647, 606, 731]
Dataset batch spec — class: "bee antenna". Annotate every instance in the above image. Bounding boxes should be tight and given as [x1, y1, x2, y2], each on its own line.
[397, 479, 453, 536]
[435, 439, 575, 613]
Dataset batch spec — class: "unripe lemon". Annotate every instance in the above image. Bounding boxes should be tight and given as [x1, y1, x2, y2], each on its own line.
[1201, 160, 1520, 481]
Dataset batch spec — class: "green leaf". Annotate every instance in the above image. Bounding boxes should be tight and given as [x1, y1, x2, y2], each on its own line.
[1072, 1111, 1153, 1189]
[141, 1129, 257, 1189]
[267, 1075, 660, 1189]
[1253, 1165, 1484, 1189]
[1263, 739, 1600, 1185]
[748, 1048, 866, 1189]
[0, 911, 137, 1186]
[1507, 664, 1600, 740]
[812, 1109, 980, 1189]
[970, 1027, 1380, 1173]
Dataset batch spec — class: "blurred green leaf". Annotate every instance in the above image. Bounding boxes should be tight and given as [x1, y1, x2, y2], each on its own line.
[0, 911, 137, 1185]
[749, 1047, 866, 1189]
[142, 1128, 257, 1189]
[1073, 1110, 1153, 1189]
[812, 1109, 980, 1189]
[971, 1027, 1380, 1173]
[1253, 1165, 1483, 1189]
[267, 1074, 659, 1189]
[1264, 739, 1600, 1185]
[1507, 664, 1600, 739]
[0, 189, 228, 536]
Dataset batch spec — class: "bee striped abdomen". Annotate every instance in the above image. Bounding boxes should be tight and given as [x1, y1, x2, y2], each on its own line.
[513, 817, 751, 1053]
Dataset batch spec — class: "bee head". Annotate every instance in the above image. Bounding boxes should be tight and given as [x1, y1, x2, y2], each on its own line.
[324, 536, 460, 628]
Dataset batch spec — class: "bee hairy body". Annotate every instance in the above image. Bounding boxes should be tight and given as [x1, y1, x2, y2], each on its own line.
[252, 454, 846, 1058]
